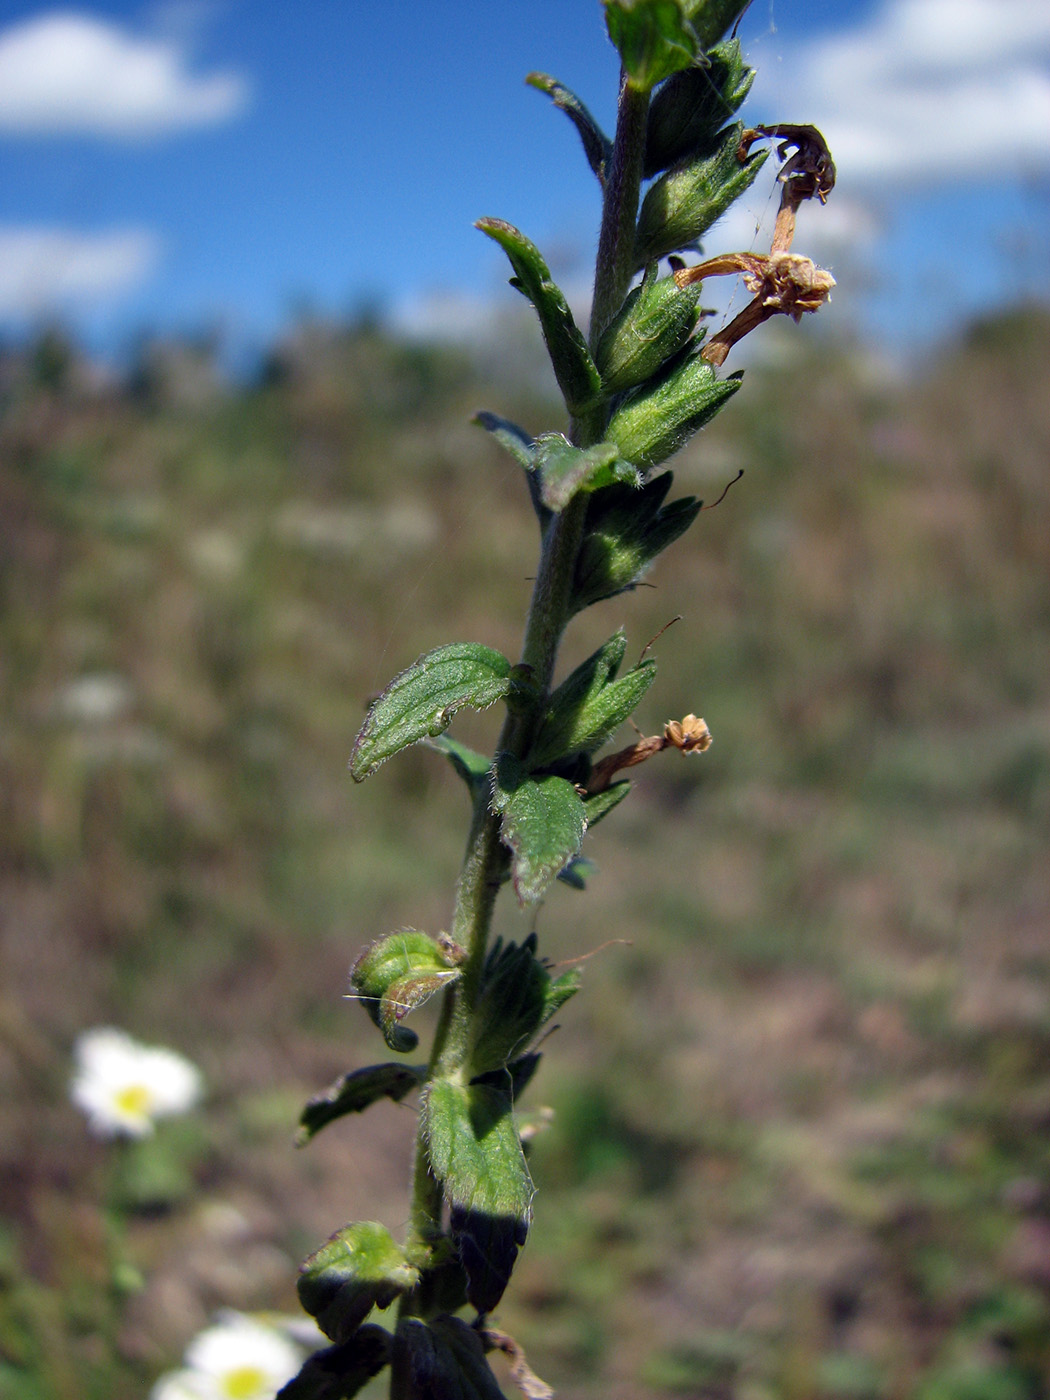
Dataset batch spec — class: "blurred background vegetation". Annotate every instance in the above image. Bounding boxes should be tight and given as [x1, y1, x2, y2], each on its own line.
[1, 302, 1048, 1400]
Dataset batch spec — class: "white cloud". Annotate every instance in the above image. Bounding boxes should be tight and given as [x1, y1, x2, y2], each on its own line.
[0, 226, 160, 317]
[0, 10, 247, 137]
[765, 0, 1050, 182]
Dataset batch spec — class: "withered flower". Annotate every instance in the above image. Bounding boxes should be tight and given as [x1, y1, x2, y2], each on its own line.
[673, 123, 836, 365]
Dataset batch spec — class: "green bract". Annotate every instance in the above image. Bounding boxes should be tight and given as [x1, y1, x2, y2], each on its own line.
[491, 754, 588, 905]
[297, 1222, 419, 1344]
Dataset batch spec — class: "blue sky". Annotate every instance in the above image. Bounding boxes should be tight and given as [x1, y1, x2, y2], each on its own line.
[0, 0, 1047, 363]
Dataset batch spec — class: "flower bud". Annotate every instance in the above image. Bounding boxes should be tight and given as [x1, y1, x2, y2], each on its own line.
[605, 349, 740, 471]
[595, 264, 702, 395]
[635, 122, 767, 267]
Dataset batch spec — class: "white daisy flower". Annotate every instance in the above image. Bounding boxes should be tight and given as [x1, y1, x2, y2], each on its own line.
[150, 1312, 305, 1400]
[70, 1027, 203, 1139]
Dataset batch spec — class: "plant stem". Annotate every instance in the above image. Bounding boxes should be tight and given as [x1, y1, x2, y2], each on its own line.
[589, 72, 650, 349]
[400, 62, 650, 1305]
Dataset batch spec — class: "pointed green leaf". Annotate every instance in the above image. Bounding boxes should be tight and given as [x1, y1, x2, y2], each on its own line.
[635, 122, 768, 267]
[527, 71, 612, 182]
[582, 779, 632, 826]
[573, 472, 702, 612]
[297, 1222, 419, 1344]
[424, 1079, 532, 1313]
[491, 754, 587, 905]
[296, 1063, 425, 1146]
[605, 0, 699, 91]
[529, 631, 657, 769]
[351, 931, 462, 1053]
[427, 735, 492, 803]
[534, 434, 640, 513]
[543, 966, 583, 1022]
[350, 643, 514, 781]
[275, 1326, 391, 1400]
[476, 218, 602, 416]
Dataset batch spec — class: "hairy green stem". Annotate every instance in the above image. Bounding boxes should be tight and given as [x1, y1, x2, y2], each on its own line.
[399, 64, 650, 1316]
[589, 72, 650, 349]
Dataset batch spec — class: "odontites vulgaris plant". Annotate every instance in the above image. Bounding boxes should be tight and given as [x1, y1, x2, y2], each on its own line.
[279, 6, 835, 1397]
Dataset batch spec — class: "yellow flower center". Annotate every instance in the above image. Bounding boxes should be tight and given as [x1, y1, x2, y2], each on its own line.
[221, 1366, 269, 1399]
[114, 1083, 153, 1118]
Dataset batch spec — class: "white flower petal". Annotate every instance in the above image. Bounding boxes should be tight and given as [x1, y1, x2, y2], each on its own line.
[70, 1026, 203, 1138]
[183, 1313, 303, 1398]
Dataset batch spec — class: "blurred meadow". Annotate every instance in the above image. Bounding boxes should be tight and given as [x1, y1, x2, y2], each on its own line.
[1, 300, 1049, 1400]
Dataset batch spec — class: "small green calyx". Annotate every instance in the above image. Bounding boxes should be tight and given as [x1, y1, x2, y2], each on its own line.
[351, 931, 462, 1053]
[634, 121, 767, 268]
[528, 629, 657, 770]
[573, 473, 702, 612]
[595, 262, 702, 395]
[297, 1221, 419, 1344]
[605, 348, 741, 472]
[643, 39, 755, 176]
[467, 933, 570, 1078]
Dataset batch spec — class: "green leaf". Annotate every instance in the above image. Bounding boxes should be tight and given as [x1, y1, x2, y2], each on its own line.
[491, 754, 587, 905]
[391, 1317, 505, 1400]
[296, 1063, 425, 1145]
[605, 0, 699, 91]
[527, 72, 612, 182]
[350, 642, 515, 782]
[472, 410, 549, 526]
[297, 1223, 419, 1345]
[605, 347, 741, 471]
[427, 735, 492, 804]
[573, 471, 702, 611]
[533, 434, 640, 513]
[528, 631, 657, 769]
[275, 1326, 391, 1400]
[424, 1079, 532, 1312]
[583, 779, 632, 826]
[543, 967, 583, 1022]
[351, 931, 462, 1053]
[635, 122, 768, 267]
[476, 218, 602, 416]
[468, 934, 551, 1077]
[644, 40, 755, 176]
